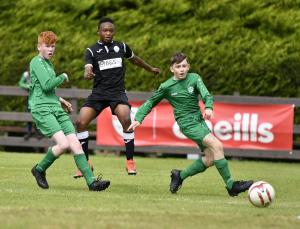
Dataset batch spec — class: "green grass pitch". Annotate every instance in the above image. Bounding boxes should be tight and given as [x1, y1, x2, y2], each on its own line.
[0, 152, 299, 229]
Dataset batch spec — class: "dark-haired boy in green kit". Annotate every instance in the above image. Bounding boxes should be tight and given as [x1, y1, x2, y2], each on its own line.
[129, 52, 253, 196]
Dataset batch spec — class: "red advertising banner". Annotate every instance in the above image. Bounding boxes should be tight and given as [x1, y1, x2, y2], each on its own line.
[96, 102, 294, 151]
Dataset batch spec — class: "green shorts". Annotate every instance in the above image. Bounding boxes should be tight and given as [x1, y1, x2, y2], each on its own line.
[31, 106, 75, 138]
[177, 114, 211, 151]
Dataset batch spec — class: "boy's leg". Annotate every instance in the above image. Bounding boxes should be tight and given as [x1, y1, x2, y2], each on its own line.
[123, 131, 136, 175]
[27, 122, 33, 134]
[204, 134, 253, 196]
[204, 134, 235, 189]
[74, 131, 94, 178]
[35, 147, 58, 172]
[77, 131, 90, 161]
[31, 147, 58, 189]
[24, 122, 33, 140]
[180, 157, 207, 179]
[74, 106, 98, 178]
[170, 120, 212, 193]
[73, 154, 95, 186]
[214, 158, 253, 196]
[214, 158, 234, 189]
[170, 157, 208, 194]
[30, 109, 68, 189]
[113, 103, 137, 175]
[73, 154, 110, 191]
[31, 131, 70, 189]
[24, 106, 32, 140]
[67, 134, 110, 191]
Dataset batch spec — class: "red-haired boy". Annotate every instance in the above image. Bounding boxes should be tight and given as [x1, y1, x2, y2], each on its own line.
[30, 31, 110, 192]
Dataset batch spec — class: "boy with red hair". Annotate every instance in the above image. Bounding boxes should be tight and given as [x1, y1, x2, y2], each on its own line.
[30, 31, 110, 192]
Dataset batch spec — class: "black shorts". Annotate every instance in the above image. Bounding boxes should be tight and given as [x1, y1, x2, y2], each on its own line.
[82, 93, 131, 115]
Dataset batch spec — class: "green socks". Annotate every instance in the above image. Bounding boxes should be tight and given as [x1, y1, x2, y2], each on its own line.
[178, 157, 234, 189]
[36, 150, 95, 186]
[36, 147, 58, 172]
[214, 158, 234, 189]
[74, 153, 95, 186]
[180, 157, 207, 180]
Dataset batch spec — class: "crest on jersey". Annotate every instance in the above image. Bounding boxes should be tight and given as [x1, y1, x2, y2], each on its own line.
[188, 86, 194, 94]
[113, 46, 120, 53]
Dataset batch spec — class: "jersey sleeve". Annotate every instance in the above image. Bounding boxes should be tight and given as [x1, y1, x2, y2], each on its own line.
[123, 43, 134, 59]
[134, 85, 166, 123]
[85, 48, 94, 65]
[31, 59, 65, 92]
[196, 75, 213, 110]
[18, 73, 30, 89]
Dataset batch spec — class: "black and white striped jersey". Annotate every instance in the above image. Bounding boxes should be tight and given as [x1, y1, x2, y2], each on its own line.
[85, 40, 134, 99]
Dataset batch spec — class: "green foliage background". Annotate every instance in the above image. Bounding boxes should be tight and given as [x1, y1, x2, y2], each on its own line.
[0, 0, 299, 97]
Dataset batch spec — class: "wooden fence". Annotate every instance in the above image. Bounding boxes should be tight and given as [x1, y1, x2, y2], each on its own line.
[0, 85, 299, 160]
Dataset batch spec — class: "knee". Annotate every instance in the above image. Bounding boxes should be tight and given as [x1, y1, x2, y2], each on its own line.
[205, 138, 224, 159]
[58, 141, 70, 151]
[216, 141, 224, 153]
[211, 141, 225, 160]
[206, 154, 215, 167]
[69, 140, 82, 153]
[76, 119, 88, 131]
[205, 154, 215, 167]
[211, 139, 223, 153]
[120, 117, 131, 130]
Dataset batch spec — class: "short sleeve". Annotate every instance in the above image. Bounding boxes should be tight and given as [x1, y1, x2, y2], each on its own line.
[85, 48, 94, 65]
[123, 43, 134, 59]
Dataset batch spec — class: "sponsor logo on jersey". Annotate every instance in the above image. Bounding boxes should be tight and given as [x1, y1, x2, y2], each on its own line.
[98, 58, 122, 71]
[96, 49, 103, 53]
[113, 46, 120, 53]
[171, 92, 178, 96]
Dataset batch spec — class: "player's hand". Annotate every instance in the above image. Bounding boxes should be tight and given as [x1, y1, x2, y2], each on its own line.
[127, 121, 141, 131]
[203, 108, 213, 120]
[59, 97, 73, 114]
[151, 67, 161, 75]
[84, 66, 95, 80]
[62, 73, 69, 82]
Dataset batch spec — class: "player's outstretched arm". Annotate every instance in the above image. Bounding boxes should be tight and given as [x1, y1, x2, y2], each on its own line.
[129, 55, 160, 75]
[127, 120, 141, 131]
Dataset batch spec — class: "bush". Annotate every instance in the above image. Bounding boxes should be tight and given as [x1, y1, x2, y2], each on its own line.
[0, 0, 299, 98]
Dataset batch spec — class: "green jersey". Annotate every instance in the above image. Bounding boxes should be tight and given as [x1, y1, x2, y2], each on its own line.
[135, 73, 213, 124]
[29, 55, 65, 111]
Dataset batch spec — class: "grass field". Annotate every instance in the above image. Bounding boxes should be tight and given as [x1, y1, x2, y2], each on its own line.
[0, 152, 299, 229]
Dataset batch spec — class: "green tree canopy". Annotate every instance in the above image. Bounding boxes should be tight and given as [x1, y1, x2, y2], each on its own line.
[0, 0, 299, 97]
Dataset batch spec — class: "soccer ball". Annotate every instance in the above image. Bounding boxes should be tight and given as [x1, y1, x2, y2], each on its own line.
[248, 181, 275, 207]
